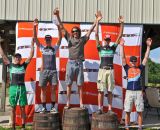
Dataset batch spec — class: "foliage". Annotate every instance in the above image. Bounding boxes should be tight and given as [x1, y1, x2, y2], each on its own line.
[148, 58, 160, 86]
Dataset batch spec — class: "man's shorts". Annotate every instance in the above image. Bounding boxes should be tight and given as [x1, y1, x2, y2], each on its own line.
[39, 70, 58, 87]
[97, 68, 115, 92]
[65, 60, 84, 86]
[9, 85, 27, 107]
[124, 90, 144, 112]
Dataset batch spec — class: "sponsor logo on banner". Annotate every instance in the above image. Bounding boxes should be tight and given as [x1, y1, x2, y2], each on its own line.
[16, 22, 143, 124]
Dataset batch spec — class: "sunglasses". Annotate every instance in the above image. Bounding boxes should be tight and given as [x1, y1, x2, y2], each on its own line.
[72, 30, 79, 33]
[45, 38, 51, 41]
[131, 61, 137, 63]
[104, 38, 111, 41]
[15, 56, 21, 59]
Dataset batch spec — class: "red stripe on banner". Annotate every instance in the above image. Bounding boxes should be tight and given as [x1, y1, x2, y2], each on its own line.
[101, 25, 120, 42]
[16, 105, 34, 125]
[63, 23, 80, 34]
[114, 64, 122, 86]
[35, 81, 58, 104]
[83, 82, 98, 105]
[59, 58, 68, 80]
[18, 22, 33, 38]
[84, 40, 100, 60]
[36, 38, 59, 58]
[124, 46, 141, 65]
[21, 58, 36, 82]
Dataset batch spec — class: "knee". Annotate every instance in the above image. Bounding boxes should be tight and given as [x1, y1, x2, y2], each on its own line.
[11, 107, 16, 112]
[41, 88, 46, 92]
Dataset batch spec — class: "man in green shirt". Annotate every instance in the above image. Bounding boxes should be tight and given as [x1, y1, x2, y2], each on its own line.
[0, 38, 34, 130]
[95, 12, 124, 114]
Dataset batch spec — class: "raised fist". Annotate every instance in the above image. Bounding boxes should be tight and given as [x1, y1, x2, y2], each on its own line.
[95, 11, 102, 21]
[53, 8, 59, 15]
[33, 18, 38, 26]
[146, 38, 152, 47]
[118, 16, 124, 23]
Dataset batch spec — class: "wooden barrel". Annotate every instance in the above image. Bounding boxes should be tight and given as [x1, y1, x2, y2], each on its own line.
[33, 112, 61, 130]
[62, 107, 90, 130]
[91, 112, 119, 130]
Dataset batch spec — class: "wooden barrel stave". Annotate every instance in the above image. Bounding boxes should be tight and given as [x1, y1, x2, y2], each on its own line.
[63, 107, 90, 130]
[33, 112, 61, 130]
[91, 112, 119, 130]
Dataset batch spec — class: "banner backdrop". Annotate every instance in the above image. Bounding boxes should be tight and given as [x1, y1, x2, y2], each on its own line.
[15, 22, 143, 125]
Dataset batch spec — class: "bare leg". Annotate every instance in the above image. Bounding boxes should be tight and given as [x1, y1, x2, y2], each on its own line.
[137, 112, 143, 129]
[78, 85, 83, 107]
[66, 85, 71, 107]
[41, 87, 47, 110]
[98, 91, 104, 110]
[41, 87, 46, 103]
[125, 112, 130, 130]
[108, 91, 112, 111]
[20, 106, 26, 128]
[11, 107, 16, 129]
[51, 85, 56, 102]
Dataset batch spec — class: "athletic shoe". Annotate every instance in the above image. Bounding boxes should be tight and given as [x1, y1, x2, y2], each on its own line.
[96, 109, 103, 114]
[80, 105, 87, 110]
[64, 105, 70, 109]
[50, 107, 57, 113]
[107, 110, 115, 115]
[40, 107, 47, 113]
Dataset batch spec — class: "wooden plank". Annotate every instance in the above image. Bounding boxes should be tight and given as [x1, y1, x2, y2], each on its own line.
[0, 41, 7, 112]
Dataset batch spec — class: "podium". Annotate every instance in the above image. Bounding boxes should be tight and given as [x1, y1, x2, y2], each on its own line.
[91, 112, 118, 130]
[62, 107, 90, 130]
[33, 112, 61, 130]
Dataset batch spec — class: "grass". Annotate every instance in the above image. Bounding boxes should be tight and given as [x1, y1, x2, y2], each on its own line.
[0, 126, 32, 130]
[0, 126, 159, 130]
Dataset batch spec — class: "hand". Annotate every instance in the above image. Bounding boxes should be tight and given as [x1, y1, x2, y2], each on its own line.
[118, 16, 124, 23]
[146, 38, 152, 47]
[53, 8, 59, 16]
[33, 18, 38, 26]
[95, 11, 102, 21]
[119, 38, 125, 46]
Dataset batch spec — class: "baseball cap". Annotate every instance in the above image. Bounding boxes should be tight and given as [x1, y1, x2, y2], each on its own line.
[104, 34, 111, 40]
[14, 53, 22, 58]
[45, 35, 52, 39]
[130, 56, 137, 62]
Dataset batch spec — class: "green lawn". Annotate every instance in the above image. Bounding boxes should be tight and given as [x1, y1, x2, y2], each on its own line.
[0, 126, 159, 130]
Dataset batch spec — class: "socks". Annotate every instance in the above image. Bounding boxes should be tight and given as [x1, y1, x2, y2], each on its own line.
[22, 124, 25, 128]
[51, 102, 55, 108]
[98, 106, 103, 110]
[42, 102, 46, 109]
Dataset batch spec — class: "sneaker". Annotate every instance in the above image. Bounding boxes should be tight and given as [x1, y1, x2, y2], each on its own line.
[64, 105, 71, 109]
[40, 107, 47, 113]
[80, 105, 87, 110]
[96, 109, 103, 114]
[50, 107, 57, 113]
[107, 110, 115, 115]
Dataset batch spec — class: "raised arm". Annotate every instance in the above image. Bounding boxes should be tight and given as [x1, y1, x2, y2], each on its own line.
[115, 16, 124, 44]
[95, 11, 102, 47]
[33, 18, 41, 47]
[56, 25, 62, 46]
[0, 43, 10, 65]
[120, 38, 126, 66]
[53, 8, 70, 38]
[142, 38, 152, 65]
[25, 38, 35, 63]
